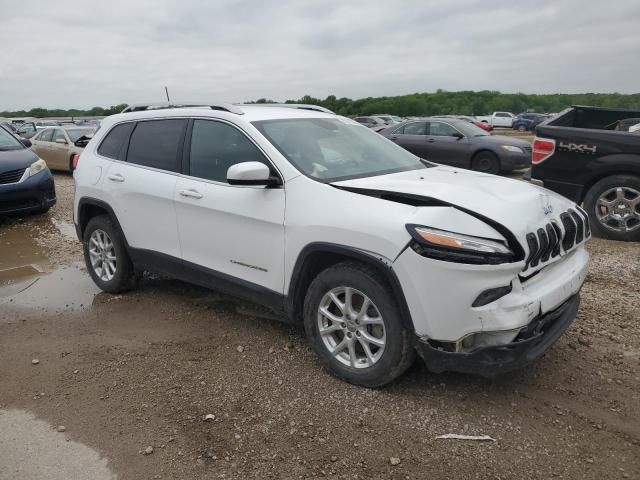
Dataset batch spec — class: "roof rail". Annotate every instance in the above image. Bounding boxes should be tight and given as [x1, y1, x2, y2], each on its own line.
[121, 102, 244, 115]
[237, 103, 335, 114]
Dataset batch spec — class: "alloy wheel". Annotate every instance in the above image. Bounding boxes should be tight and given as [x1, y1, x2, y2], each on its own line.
[595, 186, 640, 232]
[88, 229, 117, 281]
[317, 287, 386, 369]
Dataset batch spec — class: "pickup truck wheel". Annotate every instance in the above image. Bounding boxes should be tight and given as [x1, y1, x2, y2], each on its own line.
[83, 215, 137, 292]
[584, 175, 640, 241]
[471, 152, 500, 175]
[303, 262, 415, 387]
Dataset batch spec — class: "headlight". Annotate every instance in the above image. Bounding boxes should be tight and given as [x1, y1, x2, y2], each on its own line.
[500, 145, 524, 153]
[28, 159, 47, 177]
[406, 225, 515, 265]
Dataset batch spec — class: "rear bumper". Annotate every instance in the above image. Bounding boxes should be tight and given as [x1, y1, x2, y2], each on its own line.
[415, 294, 580, 377]
[0, 169, 56, 215]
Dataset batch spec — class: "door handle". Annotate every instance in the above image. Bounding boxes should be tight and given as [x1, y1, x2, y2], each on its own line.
[179, 188, 203, 199]
[427, 138, 435, 143]
[107, 173, 125, 182]
[390, 135, 398, 141]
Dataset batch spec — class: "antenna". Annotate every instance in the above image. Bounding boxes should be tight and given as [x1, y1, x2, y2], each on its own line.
[164, 86, 170, 102]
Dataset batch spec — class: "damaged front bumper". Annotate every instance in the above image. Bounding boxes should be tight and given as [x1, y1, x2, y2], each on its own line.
[414, 294, 580, 378]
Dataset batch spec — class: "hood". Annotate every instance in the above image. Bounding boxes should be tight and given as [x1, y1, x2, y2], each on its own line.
[0, 148, 39, 174]
[332, 166, 575, 249]
[473, 135, 531, 149]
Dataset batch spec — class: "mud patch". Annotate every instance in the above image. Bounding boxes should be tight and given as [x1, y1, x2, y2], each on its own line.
[0, 409, 116, 480]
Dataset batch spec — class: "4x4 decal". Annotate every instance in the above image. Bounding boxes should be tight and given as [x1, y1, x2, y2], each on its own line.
[558, 142, 597, 155]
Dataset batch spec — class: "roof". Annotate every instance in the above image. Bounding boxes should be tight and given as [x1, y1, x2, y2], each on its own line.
[103, 102, 337, 127]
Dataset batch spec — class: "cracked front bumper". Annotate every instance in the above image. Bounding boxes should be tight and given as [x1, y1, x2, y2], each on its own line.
[414, 294, 580, 377]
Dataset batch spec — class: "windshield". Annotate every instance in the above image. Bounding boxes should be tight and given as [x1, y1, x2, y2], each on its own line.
[0, 127, 24, 151]
[253, 118, 427, 181]
[66, 128, 94, 142]
[453, 120, 490, 137]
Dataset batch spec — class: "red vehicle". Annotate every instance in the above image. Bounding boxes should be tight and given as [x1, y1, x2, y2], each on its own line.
[432, 115, 494, 132]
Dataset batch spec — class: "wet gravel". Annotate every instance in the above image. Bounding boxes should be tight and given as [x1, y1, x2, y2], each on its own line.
[0, 173, 638, 479]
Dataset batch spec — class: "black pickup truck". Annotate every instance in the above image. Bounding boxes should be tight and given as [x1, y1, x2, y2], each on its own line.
[531, 105, 640, 241]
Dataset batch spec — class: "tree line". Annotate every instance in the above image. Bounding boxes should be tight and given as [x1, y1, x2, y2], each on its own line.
[3, 90, 640, 119]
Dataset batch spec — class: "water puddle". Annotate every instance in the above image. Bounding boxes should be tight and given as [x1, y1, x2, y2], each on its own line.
[0, 409, 116, 480]
[1, 216, 100, 313]
[0, 263, 101, 313]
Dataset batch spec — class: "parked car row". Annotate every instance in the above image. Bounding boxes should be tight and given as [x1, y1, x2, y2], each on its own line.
[380, 117, 531, 174]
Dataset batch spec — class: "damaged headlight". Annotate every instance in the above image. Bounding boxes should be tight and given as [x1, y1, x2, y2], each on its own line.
[406, 225, 515, 265]
[28, 158, 47, 177]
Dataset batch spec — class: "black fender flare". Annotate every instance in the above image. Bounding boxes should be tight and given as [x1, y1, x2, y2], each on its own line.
[285, 242, 415, 332]
[76, 197, 129, 247]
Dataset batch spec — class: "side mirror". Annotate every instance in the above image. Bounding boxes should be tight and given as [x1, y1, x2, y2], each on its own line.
[452, 132, 464, 140]
[55, 138, 67, 144]
[21, 138, 32, 148]
[227, 161, 281, 187]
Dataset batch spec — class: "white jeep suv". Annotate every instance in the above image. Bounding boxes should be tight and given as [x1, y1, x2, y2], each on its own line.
[73, 102, 590, 386]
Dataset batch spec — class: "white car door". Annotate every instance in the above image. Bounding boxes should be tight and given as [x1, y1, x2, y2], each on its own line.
[174, 119, 286, 293]
[102, 119, 186, 260]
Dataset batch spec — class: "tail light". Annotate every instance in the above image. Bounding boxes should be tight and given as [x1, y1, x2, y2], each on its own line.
[72, 154, 80, 170]
[532, 137, 555, 164]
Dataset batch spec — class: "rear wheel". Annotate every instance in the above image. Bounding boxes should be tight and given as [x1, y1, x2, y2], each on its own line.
[471, 151, 500, 175]
[584, 175, 640, 241]
[303, 262, 415, 387]
[83, 215, 137, 292]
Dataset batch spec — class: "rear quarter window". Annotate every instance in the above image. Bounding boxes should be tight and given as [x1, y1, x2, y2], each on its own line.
[97, 123, 135, 160]
[126, 119, 187, 172]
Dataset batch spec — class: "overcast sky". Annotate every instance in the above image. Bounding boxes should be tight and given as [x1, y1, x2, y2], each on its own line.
[1, 0, 639, 110]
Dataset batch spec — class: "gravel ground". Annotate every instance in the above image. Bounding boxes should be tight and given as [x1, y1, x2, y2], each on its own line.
[0, 173, 638, 480]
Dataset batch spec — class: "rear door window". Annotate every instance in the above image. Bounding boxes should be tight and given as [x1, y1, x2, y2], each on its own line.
[97, 123, 135, 160]
[397, 122, 427, 135]
[126, 120, 187, 172]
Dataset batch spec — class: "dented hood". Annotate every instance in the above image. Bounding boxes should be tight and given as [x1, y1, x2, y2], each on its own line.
[332, 166, 576, 243]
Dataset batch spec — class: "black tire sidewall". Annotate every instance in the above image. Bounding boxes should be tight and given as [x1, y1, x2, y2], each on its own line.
[83, 215, 135, 292]
[584, 174, 640, 242]
[303, 263, 413, 387]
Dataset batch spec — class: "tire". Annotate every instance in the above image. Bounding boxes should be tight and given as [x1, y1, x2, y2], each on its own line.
[583, 174, 640, 241]
[83, 214, 137, 292]
[471, 151, 501, 175]
[517, 124, 527, 132]
[303, 261, 415, 387]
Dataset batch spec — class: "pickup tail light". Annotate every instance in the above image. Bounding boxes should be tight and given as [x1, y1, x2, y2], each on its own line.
[532, 137, 555, 164]
[72, 154, 80, 170]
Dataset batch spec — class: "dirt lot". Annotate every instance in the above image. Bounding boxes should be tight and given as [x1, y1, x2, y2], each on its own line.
[1, 173, 639, 480]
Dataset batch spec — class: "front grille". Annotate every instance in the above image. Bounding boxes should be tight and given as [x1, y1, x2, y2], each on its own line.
[0, 168, 26, 185]
[525, 207, 590, 270]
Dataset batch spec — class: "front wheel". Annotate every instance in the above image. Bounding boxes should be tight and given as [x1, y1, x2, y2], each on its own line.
[583, 175, 640, 241]
[517, 124, 527, 132]
[303, 262, 415, 387]
[471, 152, 500, 175]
